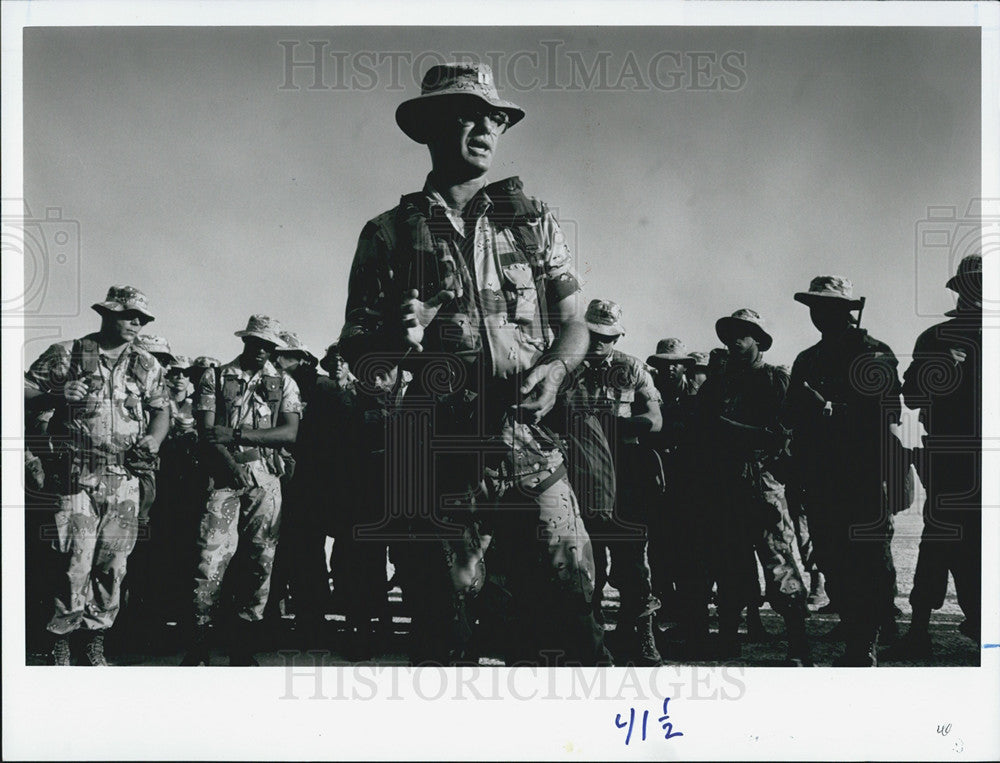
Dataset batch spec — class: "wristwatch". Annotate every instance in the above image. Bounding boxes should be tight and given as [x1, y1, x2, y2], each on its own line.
[233, 426, 243, 444]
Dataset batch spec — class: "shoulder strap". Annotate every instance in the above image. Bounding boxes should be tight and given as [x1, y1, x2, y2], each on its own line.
[72, 337, 100, 377]
[214, 366, 225, 421]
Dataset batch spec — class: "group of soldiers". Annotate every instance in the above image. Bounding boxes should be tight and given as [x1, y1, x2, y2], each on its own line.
[24, 62, 982, 668]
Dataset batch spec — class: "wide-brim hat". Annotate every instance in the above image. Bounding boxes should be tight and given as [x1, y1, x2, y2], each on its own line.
[715, 308, 773, 352]
[794, 275, 863, 310]
[92, 285, 155, 321]
[647, 337, 695, 366]
[235, 314, 287, 348]
[136, 334, 175, 364]
[946, 254, 982, 293]
[169, 354, 192, 370]
[396, 62, 525, 144]
[275, 330, 318, 363]
[585, 298, 626, 337]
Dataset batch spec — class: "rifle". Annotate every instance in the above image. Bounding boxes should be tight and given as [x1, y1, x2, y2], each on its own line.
[854, 296, 867, 327]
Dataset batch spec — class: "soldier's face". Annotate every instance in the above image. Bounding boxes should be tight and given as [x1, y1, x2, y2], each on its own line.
[809, 304, 853, 334]
[664, 362, 687, 383]
[241, 336, 275, 371]
[588, 331, 619, 357]
[428, 99, 505, 179]
[104, 311, 147, 343]
[724, 333, 758, 362]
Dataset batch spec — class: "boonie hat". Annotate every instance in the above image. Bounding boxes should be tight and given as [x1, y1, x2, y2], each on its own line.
[396, 62, 525, 144]
[92, 285, 155, 322]
[275, 330, 319, 363]
[946, 254, 982, 294]
[136, 334, 176, 364]
[235, 315, 287, 348]
[715, 308, 773, 352]
[794, 276, 864, 310]
[585, 299, 626, 337]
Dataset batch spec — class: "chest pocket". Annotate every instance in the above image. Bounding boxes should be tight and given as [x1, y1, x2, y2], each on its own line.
[122, 379, 145, 421]
[501, 262, 538, 325]
[222, 377, 245, 417]
[259, 375, 283, 426]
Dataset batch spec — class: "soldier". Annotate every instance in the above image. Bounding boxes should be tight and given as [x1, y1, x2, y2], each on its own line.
[182, 315, 301, 666]
[787, 277, 901, 666]
[697, 309, 812, 665]
[563, 300, 663, 665]
[892, 254, 982, 657]
[265, 330, 327, 636]
[644, 338, 696, 627]
[24, 285, 169, 665]
[339, 62, 607, 666]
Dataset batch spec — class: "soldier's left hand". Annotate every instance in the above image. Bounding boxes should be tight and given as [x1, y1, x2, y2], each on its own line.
[135, 435, 161, 456]
[948, 347, 967, 365]
[206, 425, 235, 445]
[515, 360, 569, 423]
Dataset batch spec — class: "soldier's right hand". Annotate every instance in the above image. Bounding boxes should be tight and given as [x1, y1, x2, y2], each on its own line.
[948, 347, 967, 365]
[62, 380, 89, 402]
[401, 288, 455, 352]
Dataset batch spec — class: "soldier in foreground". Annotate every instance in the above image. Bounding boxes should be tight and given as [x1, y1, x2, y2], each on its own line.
[893, 254, 982, 657]
[696, 309, 812, 665]
[183, 315, 301, 666]
[24, 286, 169, 665]
[339, 62, 607, 665]
[787, 277, 900, 666]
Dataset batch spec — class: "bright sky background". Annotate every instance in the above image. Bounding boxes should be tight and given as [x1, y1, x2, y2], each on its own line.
[21, 26, 979, 370]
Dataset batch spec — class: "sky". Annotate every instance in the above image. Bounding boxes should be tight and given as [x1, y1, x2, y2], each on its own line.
[20, 26, 980, 370]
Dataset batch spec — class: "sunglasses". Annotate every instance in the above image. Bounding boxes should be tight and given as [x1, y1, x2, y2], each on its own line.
[453, 106, 510, 131]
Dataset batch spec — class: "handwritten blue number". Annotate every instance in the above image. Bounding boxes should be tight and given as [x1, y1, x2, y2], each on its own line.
[659, 697, 684, 740]
[615, 708, 635, 745]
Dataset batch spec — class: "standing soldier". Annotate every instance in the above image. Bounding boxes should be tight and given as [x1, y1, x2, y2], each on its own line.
[182, 315, 301, 666]
[893, 254, 982, 657]
[787, 277, 901, 666]
[265, 330, 326, 636]
[644, 338, 696, 628]
[697, 309, 812, 665]
[565, 300, 664, 665]
[339, 62, 607, 666]
[24, 285, 169, 665]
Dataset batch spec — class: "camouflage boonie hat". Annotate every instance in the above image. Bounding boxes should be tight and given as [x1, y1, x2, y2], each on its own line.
[169, 354, 192, 370]
[946, 254, 982, 294]
[794, 275, 864, 309]
[191, 356, 220, 368]
[275, 330, 319, 363]
[136, 334, 176, 364]
[234, 314, 287, 348]
[396, 62, 525, 144]
[715, 308, 773, 352]
[92, 285, 155, 321]
[648, 337, 694, 363]
[585, 299, 626, 337]
[688, 351, 710, 369]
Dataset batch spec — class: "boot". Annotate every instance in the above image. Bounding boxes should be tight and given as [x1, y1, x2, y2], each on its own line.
[635, 616, 664, 666]
[83, 631, 109, 666]
[228, 619, 261, 667]
[807, 571, 828, 609]
[180, 623, 211, 666]
[783, 612, 813, 667]
[715, 613, 742, 660]
[51, 635, 72, 667]
[834, 624, 878, 667]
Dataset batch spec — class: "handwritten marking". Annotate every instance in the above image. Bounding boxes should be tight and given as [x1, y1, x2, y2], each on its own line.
[937, 723, 952, 736]
[615, 698, 683, 745]
[982, 643, 1000, 649]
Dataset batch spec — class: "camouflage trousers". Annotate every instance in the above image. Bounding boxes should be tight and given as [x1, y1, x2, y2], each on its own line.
[47, 468, 141, 634]
[192, 465, 282, 626]
[710, 470, 807, 624]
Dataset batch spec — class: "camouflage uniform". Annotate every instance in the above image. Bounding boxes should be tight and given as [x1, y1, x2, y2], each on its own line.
[568, 348, 662, 623]
[697, 355, 808, 641]
[192, 358, 302, 625]
[341, 174, 604, 665]
[25, 333, 167, 635]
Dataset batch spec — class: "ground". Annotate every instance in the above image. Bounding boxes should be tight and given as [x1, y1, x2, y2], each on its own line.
[25, 507, 980, 667]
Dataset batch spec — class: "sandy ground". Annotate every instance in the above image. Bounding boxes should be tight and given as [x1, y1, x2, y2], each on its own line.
[25, 505, 980, 667]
